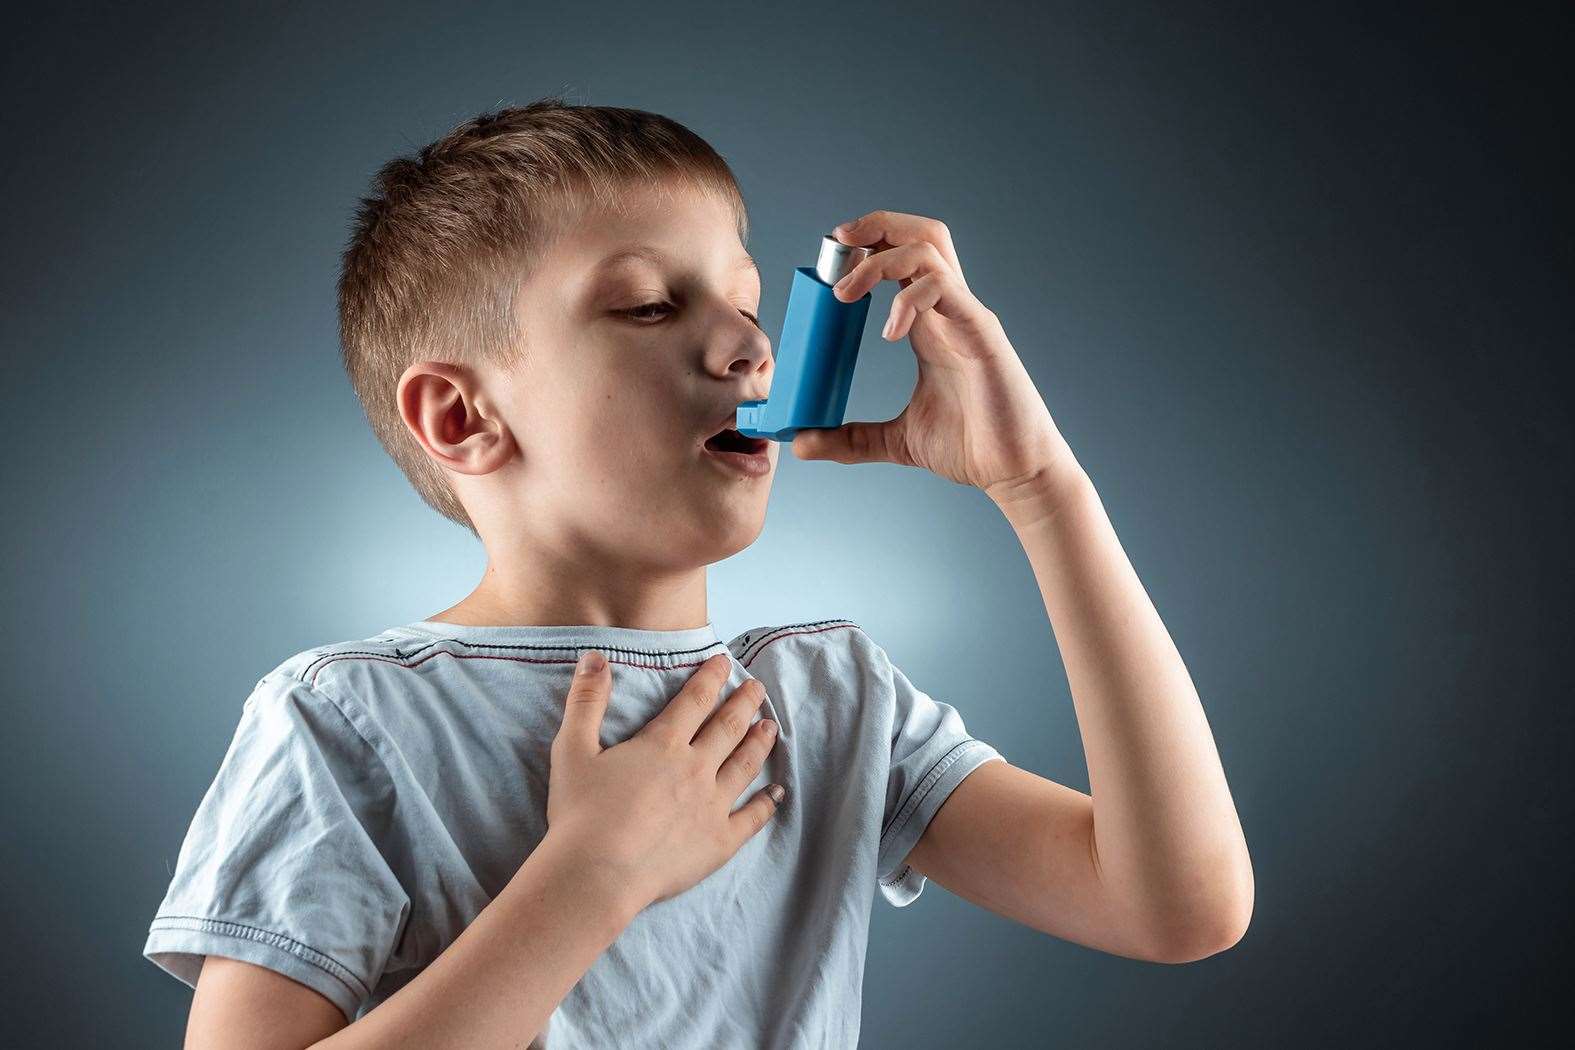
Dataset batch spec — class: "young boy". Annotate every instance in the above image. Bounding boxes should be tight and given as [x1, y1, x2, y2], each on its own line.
[143, 98, 1253, 1048]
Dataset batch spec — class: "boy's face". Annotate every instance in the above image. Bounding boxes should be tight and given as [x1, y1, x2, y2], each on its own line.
[480, 180, 777, 564]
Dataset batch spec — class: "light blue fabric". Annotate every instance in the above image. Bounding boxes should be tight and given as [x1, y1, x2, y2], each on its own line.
[143, 617, 1004, 1046]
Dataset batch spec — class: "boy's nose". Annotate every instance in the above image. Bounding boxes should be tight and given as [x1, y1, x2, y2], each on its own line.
[719, 328, 773, 382]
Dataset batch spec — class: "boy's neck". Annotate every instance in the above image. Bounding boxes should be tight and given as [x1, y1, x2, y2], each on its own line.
[427, 565, 712, 631]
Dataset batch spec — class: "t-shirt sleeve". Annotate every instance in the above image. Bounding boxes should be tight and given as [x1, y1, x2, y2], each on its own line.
[874, 648, 1006, 907]
[142, 671, 411, 1023]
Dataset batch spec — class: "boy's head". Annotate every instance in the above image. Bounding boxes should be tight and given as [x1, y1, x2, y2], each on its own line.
[338, 98, 776, 565]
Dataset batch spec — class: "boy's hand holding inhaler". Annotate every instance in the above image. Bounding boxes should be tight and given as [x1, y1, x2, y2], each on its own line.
[738, 210, 1084, 521]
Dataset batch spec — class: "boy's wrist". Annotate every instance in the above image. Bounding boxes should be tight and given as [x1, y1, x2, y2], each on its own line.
[517, 833, 652, 928]
[987, 456, 1094, 531]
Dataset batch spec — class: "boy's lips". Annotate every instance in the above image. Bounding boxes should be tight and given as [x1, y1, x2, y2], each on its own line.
[703, 438, 772, 477]
[699, 404, 771, 477]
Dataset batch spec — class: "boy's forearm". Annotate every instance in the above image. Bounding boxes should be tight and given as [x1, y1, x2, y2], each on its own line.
[314, 834, 643, 1050]
[991, 467, 1253, 950]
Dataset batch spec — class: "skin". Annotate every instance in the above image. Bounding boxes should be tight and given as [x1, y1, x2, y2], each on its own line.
[791, 211, 1254, 962]
[400, 178, 776, 629]
[185, 188, 1254, 1047]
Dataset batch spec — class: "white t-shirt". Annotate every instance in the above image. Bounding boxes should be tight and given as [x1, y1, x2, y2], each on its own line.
[143, 617, 1005, 1047]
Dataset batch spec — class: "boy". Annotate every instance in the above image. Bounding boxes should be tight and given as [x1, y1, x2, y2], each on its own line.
[144, 98, 1253, 1048]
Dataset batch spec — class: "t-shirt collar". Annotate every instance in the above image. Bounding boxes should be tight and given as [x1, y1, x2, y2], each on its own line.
[398, 618, 724, 662]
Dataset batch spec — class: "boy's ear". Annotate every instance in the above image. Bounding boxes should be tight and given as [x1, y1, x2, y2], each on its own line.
[396, 360, 516, 476]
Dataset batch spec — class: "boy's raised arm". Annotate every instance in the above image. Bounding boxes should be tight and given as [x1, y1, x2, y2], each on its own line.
[795, 210, 1253, 959]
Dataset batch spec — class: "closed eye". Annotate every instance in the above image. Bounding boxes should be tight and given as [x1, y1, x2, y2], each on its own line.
[620, 302, 762, 329]
[621, 301, 673, 322]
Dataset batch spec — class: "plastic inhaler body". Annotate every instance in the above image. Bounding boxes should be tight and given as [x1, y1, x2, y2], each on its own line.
[735, 235, 874, 441]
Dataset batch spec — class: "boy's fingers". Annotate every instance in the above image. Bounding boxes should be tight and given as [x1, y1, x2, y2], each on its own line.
[791, 415, 909, 466]
[886, 270, 997, 339]
[715, 715, 778, 799]
[834, 211, 963, 276]
[729, 783, 787, 846]
[691, 678, 767, 765]
[554, 649, 610, 754]
[831, 240, 953, 304]
[646, 652, 733, 745]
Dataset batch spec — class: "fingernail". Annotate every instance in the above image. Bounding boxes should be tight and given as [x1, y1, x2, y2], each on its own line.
[767, 783, 786, 804]
[761, 718, 777, 734]
[580, 649, 605, 673]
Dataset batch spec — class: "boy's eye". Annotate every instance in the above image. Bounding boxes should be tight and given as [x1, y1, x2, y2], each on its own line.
[621, 301, 673, 322]
[620, 302, 763, 329]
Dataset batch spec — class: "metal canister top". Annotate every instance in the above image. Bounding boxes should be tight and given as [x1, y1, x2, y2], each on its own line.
[815, 234, 873, 286]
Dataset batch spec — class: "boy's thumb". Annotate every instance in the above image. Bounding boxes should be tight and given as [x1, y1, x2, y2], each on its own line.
[557, 649, 610, 753]
[791, 419, 900, 465]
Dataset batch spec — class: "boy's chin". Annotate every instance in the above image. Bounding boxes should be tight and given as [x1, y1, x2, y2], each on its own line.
[699, 527, 765, 565]
[692, 499, 768, 545]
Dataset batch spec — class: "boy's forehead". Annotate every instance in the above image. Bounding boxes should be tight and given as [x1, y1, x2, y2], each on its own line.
[583, 242, 759, 282]
[544, 224, 757, 297]
[553, 185, 745, 270]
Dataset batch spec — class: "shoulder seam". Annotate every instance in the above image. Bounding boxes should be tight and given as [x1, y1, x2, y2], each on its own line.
[256, 630, 426, 687]
[736, 618, 861, 666]
[294, 638, 443, 686]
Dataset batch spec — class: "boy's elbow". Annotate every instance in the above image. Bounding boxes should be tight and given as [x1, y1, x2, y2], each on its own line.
[1150, 906, 1252, 963]
[1145, 856, 1256, 964]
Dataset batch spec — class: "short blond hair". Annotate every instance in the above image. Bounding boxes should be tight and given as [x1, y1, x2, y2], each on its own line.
[337, 97, 749, 536]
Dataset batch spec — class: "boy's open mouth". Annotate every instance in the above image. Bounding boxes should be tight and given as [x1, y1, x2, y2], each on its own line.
[703, 427, 769, 455]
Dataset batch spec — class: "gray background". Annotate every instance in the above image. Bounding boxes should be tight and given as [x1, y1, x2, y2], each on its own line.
[3, 1, 1569, 1046]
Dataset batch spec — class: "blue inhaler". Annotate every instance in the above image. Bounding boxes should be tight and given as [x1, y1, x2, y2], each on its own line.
[734, 234, 874, 441]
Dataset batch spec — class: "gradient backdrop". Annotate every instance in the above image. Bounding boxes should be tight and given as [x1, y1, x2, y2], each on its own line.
[3, 2, 1569, 1046]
